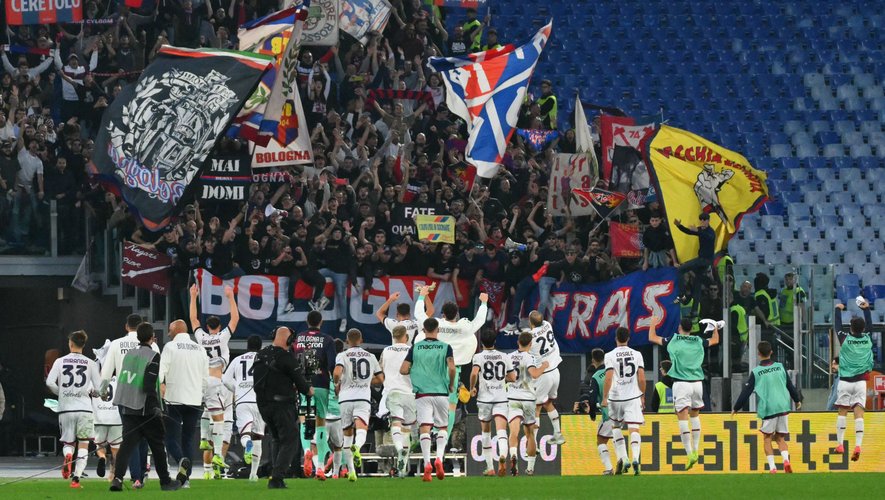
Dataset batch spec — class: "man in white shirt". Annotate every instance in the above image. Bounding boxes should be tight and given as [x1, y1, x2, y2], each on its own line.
[99, 314, 159, 487]
[528, 311, 566, 445]
[333, 328, 383, 482]
[223, 335, 263, 481]
[159, 319, 209, 482]
[46, 330, 102, 488]
[53, 49, 98, 121]
[380, 325, 414, 477]
[469, 330, 509, 477]
[375, 285, 435, 344]
[10, 136, 43, 247]
[189, 284, 238, 364]
[415, 292, 488, 437]
[602, 327, 646, 475]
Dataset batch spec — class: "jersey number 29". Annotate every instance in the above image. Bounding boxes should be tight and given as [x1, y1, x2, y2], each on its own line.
[536, 329, 556, 355]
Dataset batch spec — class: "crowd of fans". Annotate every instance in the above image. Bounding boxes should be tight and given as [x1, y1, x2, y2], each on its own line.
[0, 0, 752, 334]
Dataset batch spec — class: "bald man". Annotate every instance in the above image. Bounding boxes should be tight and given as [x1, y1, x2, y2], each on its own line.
[159, 320, 209, 484]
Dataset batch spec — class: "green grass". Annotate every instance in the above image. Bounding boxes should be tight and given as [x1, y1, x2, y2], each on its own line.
[1, 474, 884, 499]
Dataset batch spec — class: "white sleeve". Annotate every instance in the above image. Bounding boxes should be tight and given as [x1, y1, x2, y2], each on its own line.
[101, 344, 117, 381]
[465, 302, 488, 334]
[201, 355, 209, 394]
[383, 318, 396, 333]
[158, 346, 171, 384]
[371, 355, 382, 375]
[89, 361, 102, 393]
[603, 353, 614, 372]
[46, 359, 62, 395]
[335, 352, 346, 369]
[221, 328, 232, 343]
[636, 351, 645, 369]
[194, 328, 204, 345]
[414, 297, 428, 325]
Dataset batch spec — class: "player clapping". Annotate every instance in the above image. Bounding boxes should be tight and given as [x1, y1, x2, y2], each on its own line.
[469, 330, 510, 477]
[602, 327, 646, 475]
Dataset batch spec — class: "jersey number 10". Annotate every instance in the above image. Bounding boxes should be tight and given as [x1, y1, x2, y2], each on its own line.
[350, 358, 371, 379]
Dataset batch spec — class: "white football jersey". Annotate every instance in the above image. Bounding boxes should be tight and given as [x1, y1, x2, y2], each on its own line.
[223, 351, 257, 405]
[100, 331, 159, 381]
[414, 300, 486, 365]
[383, 318, 419, 344]
[92, 378, 122, 425]
[472, 349, 508, 403]
[195, 327, 232, 364]
[603, 346, 645, 401]
[380, 343, 413, 396]
[529, 320, 562, 370]
[47, 353, 102, 413]
[336, 347, 382, 403]
[507, 351, 538, 402]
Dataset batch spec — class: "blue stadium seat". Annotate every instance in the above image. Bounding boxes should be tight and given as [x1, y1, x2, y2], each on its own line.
[808, 239, 833, 254]
[834, 239, 859, 254]
[844, 250, 870, 265]
[836, 285, 862, 303]
[865, 285, 885, 301]
[780, 239, 804, 254]
[836, 273, 861, 287]
[817, 252, 840, 264]
[798, 226, 822, 241]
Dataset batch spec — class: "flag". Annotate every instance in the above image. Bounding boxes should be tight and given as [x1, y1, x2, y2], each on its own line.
[547, 153, 596, 216]
[238, 7, 298, 51]
[646, 125, 769, 262]
[257, 1, 312, 163]
[574, 96, 599, 183]
[416, 215, 456, 243]
[429, 21, 552, 179]
[287, 0, 340, 46]
[610, 222, 642, 258]
[6, 1, 82, 25]
[600, 115, 656, 190]
[339, 0, 393, 43]
[581, 187, 626, 220]
[87, 46, 273, 231]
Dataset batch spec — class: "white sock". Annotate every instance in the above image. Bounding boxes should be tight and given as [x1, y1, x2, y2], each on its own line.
[200, 418, 209, 441]
[597, 443, 612, 471]
[74, 447, 88, 478]
[436, 430, 448, 460]
[678, 419, 693, 455]
[344, 447, 354, 472]
[855, 418, 864, 447]
[355, 428, 367, 450]
[333, 450, 342, 475]
[690, 416, 701, 453]
[780, 450, 789, 462]
[836, 415, 846, 445]
[63, 445, 74, 460]
[526, 455, 536, 472]
[767, 455, 776, 471]
[611, 428, 628, 463]
[402, 431, 411, 456]
[250, 441, 262, 478]
[240, 434, 250, 449]
[496, 430, 508, 461]
[630, 431, 641, 463]
[420, 433, 432, 467]
[509, 446, 517, 461]
[392, 427, 403, 451]
[482, 432, 493, 469]
[548, 409, 561, 434]
[212, 421, 224, 457]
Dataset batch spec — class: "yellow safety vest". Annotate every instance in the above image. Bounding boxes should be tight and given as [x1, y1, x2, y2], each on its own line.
[779, 286, 805, 324]
[463, 19, 482, 51]
[680, 298, 700, 333]
[537, 94, 558, 129]
[730, 303, 748, 342]
[717, 255, 734, 286]
[655, 381, 675, 413]
[754, 289, 780, 326]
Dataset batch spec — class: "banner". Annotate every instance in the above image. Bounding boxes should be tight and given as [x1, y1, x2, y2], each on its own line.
[87, 46, 271, 230]
[199, 152, 251, 201]
[547, 153, 597, 217]
[390, 204, 443, 238]
[195, 267, 678, 351]
[429, 21, 551, 179]
[610, 221, 641, 258]
[288, 0, 339, 45]
[339, 0, 392, 43]
[646, 125, 769, 262]
[251, 4, 313, 166]
[574, 96, 599, 183]
[6, 0, 82, 25]
[433, 0, 487, 7]
[466, 412, 561, 476]
[416, 215, 455, 244]
[562, 412, 885, 475]
[600, 115, 656, 191]
[122, 242, 171, 295]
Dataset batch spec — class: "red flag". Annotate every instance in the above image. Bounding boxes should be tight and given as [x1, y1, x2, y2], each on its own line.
[393, 151, 404, 184]
[610, 222, 642, 258]
[460, 164, 477, 194]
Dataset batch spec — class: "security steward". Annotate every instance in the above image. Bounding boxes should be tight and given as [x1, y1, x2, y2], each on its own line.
[253, 326, 313, 489]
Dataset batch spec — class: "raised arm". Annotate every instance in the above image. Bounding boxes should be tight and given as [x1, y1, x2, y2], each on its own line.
[465, 293, 489, 334]
[224, 286, 239, 333]
[376, 292, 400, 323]
[648, 315, 664, 346]
[189, 284, 201, 332]
[709, 323, 720, 347]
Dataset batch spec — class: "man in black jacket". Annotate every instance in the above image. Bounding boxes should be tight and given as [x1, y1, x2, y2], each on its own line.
[674, 213, 715, 312]
[253, 327, 313, 489]
[108, 323, 181, 491]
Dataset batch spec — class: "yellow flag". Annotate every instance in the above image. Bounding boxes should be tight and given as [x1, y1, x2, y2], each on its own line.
[416, 215, 456, 244]
[647, 125, 769, 262]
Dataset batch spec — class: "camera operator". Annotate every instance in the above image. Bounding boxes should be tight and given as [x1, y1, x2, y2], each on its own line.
[253, 327, 313, 489]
